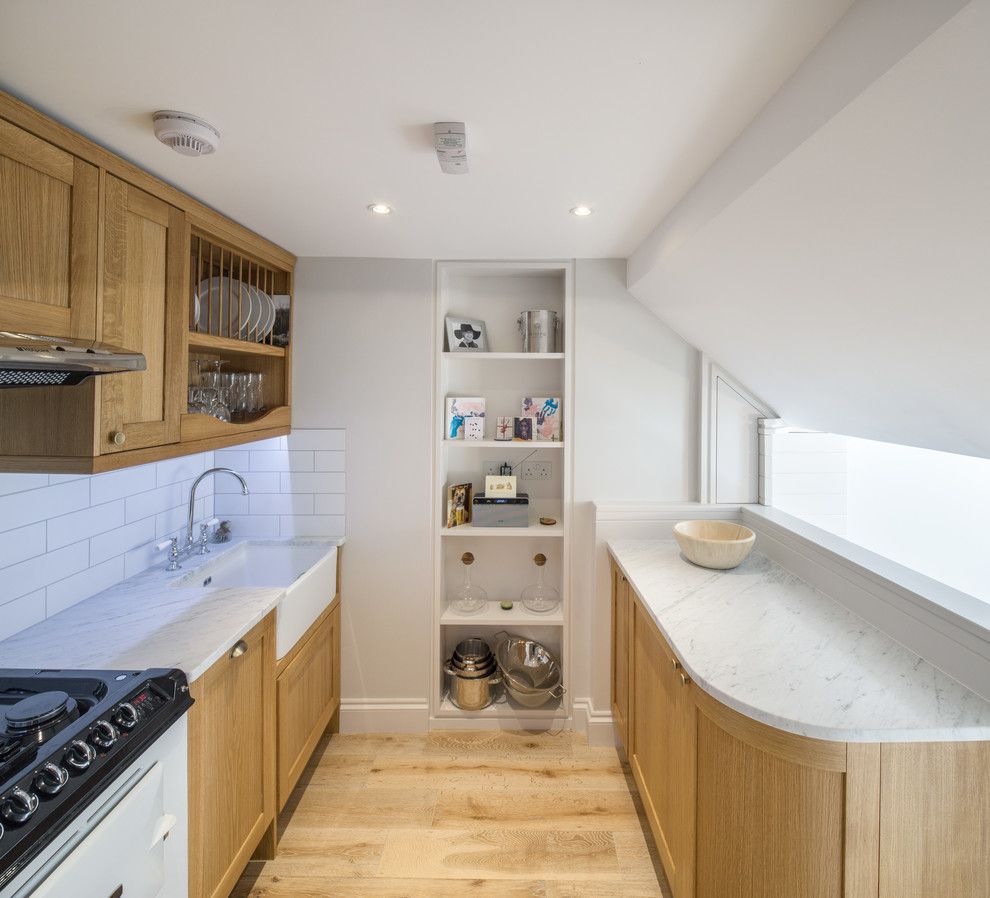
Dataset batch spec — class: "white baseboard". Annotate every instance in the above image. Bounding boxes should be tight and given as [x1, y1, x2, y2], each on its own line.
[572, 697, 617, 747]
[340, 698, 430, 734]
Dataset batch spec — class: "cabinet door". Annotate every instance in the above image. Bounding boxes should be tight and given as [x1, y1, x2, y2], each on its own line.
[694, 692, 846, 898]
[188, 612, 275, 898]
[611, 565, 631, 750]
[630, 599, 696, 898]
[276, 601, 340, 809]
[100, 175, 186, 453]
[0, 118, 98, 339]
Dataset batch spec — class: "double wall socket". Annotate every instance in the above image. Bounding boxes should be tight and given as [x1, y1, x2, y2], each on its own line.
[484, 460, 553, 480]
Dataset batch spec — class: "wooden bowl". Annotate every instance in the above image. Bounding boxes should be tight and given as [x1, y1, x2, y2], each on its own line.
[673, 520, 756, 570]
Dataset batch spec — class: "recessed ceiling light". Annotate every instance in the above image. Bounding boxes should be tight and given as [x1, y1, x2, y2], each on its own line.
[368, 203, 392, 215]
[570, 204, 593, 217]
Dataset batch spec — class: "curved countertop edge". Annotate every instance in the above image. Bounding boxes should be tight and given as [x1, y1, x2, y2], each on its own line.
[607, 541, 990, 744]
[0, 536, 345, 683]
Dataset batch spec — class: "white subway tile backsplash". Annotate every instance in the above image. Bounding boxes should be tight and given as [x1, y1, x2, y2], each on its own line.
[0, 479, 90, 534]
[3, 542, 89, 605]
[0, 474, 50, 496]
[0, 523, 46, 569]
[280, 472, 345, 494]
[215, 471, 279, 494]
[90, 518, 157, 565]
[314, 493, 346, 516]
[0, 430, 344, 642]
[250, 451, 315, 473]
[213, 494, 250, 516]
[0, 591, 46, 642]
[220, 515, 280, 537]
[47, 500, 126, 551]
[90, 466, 157, 505]
[279, 515, 345, 537]
[46, 557, 124, 616]
[125, 483, 184, 523]
[250, 493, 314, 516]
[288, 429, 345, 451]
[314, 451, 346, 472]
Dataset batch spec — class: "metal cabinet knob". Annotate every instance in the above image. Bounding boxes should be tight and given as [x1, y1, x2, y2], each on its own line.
[229, 640, 248, 659]
[110, 431, 126, 446]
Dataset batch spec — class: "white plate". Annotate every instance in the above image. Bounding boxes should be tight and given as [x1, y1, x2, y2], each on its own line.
[195, 277, 244, 337]
[256, 288, 276, 340]
[237, 282, 264, 338]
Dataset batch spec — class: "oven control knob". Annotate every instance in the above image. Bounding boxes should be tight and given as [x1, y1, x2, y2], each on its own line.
[1, 787, 40, 825]
[89, 720, 118, 750]
[34, 762, 70, 797]
[64, 739, 97, 771]
[113, 702, 139, 731]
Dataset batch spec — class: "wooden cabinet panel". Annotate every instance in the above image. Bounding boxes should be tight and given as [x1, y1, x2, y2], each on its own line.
[630, 598, 695, 898]
[611, 564, 631, 750]
[100, 175, 186, 453]
[276, 601, 341, 809]
[188, 612, 275, 898]
[879, 741, 990, 898]
[694, 697, 845, 898]
[0, 117, 98, 338]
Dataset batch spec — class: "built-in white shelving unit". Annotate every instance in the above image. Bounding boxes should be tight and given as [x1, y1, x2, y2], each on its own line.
[432, 261, 574, 728]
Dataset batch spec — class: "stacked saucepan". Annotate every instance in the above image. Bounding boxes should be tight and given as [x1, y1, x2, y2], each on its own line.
[443, 634, 565, 710]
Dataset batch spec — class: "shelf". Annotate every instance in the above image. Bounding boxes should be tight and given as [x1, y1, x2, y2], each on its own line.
[443, 507, 563, 538]
[443, 352, 564, 361]
[440, 600, 564, 626]
[438, 694, 566, 719]
[180, 406, 291, 442]
[188, 331, 286, 357]
[443, 439, 564, 450]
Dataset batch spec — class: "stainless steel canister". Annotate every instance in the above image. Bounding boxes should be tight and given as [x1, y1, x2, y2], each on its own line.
[517, 310, 559, 353]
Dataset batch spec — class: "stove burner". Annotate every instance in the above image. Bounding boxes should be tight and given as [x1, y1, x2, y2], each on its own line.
[4, 691, 78, 735]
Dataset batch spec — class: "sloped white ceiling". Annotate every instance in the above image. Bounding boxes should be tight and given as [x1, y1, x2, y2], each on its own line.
[629, 0, 990, 458]
[0, 0, 851, 258]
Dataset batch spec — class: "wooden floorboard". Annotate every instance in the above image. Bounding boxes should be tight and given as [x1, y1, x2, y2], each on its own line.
[232, 730, 671, 898]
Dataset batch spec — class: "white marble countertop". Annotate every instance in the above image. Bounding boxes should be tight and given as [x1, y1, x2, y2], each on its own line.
[608, 539, 990, 742]
[0, 537, 344, 682]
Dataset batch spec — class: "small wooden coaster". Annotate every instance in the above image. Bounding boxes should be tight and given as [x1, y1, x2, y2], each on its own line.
[539, 516, 557, 526]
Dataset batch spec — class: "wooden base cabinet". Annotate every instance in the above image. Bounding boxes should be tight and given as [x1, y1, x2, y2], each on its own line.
[276, 599, 341, 810]
[610, 559, 990, 898]
[611, 566, 631, 748]
[188, 612, 276, 898]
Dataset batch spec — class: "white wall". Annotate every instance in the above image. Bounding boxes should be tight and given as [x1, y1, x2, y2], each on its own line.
[572, 259, 698, 717]
[846, 438, 990, 602]
[292, 258, 435, 726]
[290, 257, 699, 731]
[0, 452, 216, 642]
[213, 429, 346, 538]
[628, 0, 990, 458]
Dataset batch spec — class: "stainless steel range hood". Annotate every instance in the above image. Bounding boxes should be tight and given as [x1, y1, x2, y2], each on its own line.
[0, 332, 147, 388]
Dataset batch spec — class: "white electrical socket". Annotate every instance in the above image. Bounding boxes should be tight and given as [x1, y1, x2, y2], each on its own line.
[484, 461, 512, 477]
[521, 461, 552, 480]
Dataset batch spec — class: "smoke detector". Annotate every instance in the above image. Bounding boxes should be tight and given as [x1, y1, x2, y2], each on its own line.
[152, 110, 220, 157]
[433, 122, 467, 174]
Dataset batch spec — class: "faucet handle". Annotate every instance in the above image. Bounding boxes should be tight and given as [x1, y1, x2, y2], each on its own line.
[155, 538, 175, 553]
[157, 537, 182, 571]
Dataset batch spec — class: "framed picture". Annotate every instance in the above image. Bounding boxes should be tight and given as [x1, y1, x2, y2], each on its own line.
[446, 397, 486, 440]
[485, 474, 517, 498]
[522, 397, 561, 441]
[494, 416, 513, 441]
[513, 416, 534, 441]
[271, 295, 291, 347]
[446, 482, 473, 528]
[446, 316, 488, 352]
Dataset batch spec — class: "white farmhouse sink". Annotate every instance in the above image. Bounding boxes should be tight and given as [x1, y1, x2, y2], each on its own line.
[173, 541, 338, 659]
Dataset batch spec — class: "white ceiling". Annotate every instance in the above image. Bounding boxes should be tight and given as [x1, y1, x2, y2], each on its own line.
[0, 0, 851, 258]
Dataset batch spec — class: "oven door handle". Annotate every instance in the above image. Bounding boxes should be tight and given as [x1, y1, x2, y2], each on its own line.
[150, 813, 177, 847]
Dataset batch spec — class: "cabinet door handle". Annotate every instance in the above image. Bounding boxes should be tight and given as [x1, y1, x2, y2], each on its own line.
[679, 672, 690, 687]
[229, 640, 248, 659]
[110, 431, 126, 446]
[670, 658, 681, 671]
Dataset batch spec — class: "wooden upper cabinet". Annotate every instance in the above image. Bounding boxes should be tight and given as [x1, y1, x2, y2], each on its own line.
[99, 176, 186, 453]
[0, 118, 98, 338]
